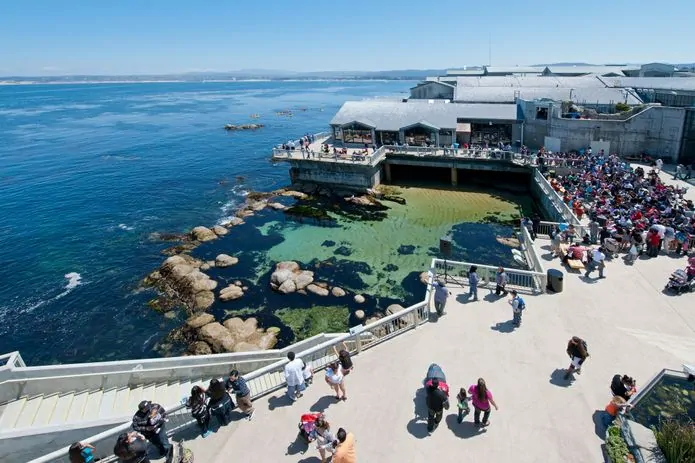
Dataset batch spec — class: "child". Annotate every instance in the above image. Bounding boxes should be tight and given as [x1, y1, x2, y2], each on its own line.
[601, 395, 631, 429]
[456, 388, 471, 423]
[302, 360, 314, 386]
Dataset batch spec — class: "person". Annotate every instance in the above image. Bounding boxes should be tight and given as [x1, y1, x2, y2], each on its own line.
[673, 164, 684, 180]
[468, 265, 479, 301]
[114, 431, 149, 463]
[531, 214, 541, 240]
[456, 387, 471, 424]
[655, 158, 663, 174]
[564, 336, 589, 380]
[284, 351, 306, 401]
[325, 361, 347, 401]
[303, 360, 314, 385]
[333, 342, 354, 375]
[468, 378, 498, 427]
[333, 428, 356, 463]
[495, 267, 508, 296]
[509, 290, 525, 327]
[585, 246, 606, 279]
[225, 370, 255, 420]
[589, 218, 600, 244]
[610, 375, 637, 401]
[600, 395, 631, 429]
[685, 162, 693, 179]
[432, 279, 451, 316]
[185, 386, 212, 437]
[313, 416, 337, 463]
[131, 400, 170, 457]
[425, 378, 449, 433]
[207, 378, 234, 426]
[68, 441, 95, 463]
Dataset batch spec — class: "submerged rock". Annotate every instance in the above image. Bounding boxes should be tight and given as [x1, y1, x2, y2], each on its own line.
[221, 217, 245, 227]
[191, 226, 217, 242]
[307, 283, 329, 296]
[331, 286, 346, 297]
[186, 313, 215, 329]
[215, 254, 239, 267]
[282, 190, 309, 200]
[212, 225, 228, 236]
[354, 294, 366, 304]
[355, 310, 365, 320]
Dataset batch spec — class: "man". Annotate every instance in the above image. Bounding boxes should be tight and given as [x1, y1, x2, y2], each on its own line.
[432, 280, 451, 316]
[509, 290, 525, 327]
[131, 401, 170, 457]
[531, 214, 541, 240]
[588, 218, 600, 244]
[333, 428, 356, 463]
[585, 246, 606, 279]
[495, 267, 508, 296]
[425, 378, 449, 433]
[655, 158, 663, 173]
[226, 369, 255, 420]
[673, 164, 684, 180]
[284, 351, 306, 401]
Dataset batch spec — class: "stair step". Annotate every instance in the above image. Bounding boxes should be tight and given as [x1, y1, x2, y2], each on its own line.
[14, 396, 43, 428]
[83, 391, 104, 421]
[177, 381, 192, 403]
[97, 388, 117, 419]
[113, 387, 131, 417]
[127, 386, 144, 413]
[32, 394, 59, 426]
[161, 383, 181, 407]
[66, 391, 89, 423]
[140, 383, 156, 404]
[49, 393, 75, 425]
[0, 397, 27, 429]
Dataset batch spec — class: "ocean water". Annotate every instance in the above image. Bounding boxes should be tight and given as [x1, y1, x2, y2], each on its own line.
[0, 81, 531, 365]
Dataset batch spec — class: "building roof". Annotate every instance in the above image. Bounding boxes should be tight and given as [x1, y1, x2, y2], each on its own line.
[484, 66, 544, 75]
[446, 69, 485, 76]
[600, 77, 695, 91]
[453, 86, 642, 105]
[543, 65, 636, 76]
[330, 100, 519, 131]
[454, 75, 606, 88]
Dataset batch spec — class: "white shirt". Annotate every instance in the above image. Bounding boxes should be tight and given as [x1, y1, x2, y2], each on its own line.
[592, 249, 605, 263]
[653, 224, 666, 238]
[284, 359, 305, 386]
[325, 367, 343, 385]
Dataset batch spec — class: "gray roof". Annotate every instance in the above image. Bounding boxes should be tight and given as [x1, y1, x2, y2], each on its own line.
[484, 66, 543, 74]
[543, 65, 635, 76]
[446, 69, 485, 76]
[600, 77, 695, 91]
[330, 101, 518, 131]
[453, 86, 642, 105]
[454, 75, 606, 88]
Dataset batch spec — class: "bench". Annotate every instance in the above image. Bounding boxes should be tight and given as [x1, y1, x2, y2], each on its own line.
[567, 259, 585, 271]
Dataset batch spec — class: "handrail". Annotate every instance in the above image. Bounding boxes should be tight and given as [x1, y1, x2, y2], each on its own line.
[533, 169, 581, 225]
[431, 258, 546, 294]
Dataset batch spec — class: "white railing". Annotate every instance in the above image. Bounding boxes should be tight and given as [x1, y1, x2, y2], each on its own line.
[431, 258, 546, 294]
[533, 169, 581, 225]
[30, 293, 434, 463]
[537, 220, 588, 242]
[518, 222, 546, 281]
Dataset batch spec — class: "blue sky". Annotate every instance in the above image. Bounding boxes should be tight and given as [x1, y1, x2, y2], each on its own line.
[1, 0, 694, 76]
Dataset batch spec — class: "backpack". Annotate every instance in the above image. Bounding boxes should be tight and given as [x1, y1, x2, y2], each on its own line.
[517, 297, 526, 310]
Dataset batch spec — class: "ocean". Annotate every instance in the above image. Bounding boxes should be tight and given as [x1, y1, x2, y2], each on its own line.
[0, 81, 532, 365]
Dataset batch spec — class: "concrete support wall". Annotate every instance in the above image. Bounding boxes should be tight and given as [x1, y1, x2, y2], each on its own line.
[451, 167, 458, 186]
[530, 173, 565, 222]
[384, 163, 392, 183]
[288, 162, 382, 189]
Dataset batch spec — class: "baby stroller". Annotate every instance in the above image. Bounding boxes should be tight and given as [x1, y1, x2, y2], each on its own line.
[665, 269, 695, 294]
[423, 363, 450, 396]
[603, 238, 620, 258]
[297, 412, 323, 444]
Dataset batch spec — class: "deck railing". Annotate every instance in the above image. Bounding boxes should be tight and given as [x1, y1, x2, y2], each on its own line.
[533, 169, 581, 225]
[518, 222, 547, 285]
[431, 258, 546, 294]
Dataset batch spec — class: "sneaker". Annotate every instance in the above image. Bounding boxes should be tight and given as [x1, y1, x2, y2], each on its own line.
[202, 430, 212, 438]
[296, 393, 303, 399]
[482, 421, 490, 427]
[247, 409, 255, 421]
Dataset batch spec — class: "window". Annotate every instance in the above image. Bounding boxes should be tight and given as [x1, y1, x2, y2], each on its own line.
[342, 123, 373, 144]
[536, 107, 548, 120]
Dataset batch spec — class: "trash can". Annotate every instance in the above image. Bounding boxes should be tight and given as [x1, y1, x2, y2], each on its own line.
[547, 269, 564, 293]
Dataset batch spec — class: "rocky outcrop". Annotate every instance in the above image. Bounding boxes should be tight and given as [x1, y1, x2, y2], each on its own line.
[331, 286, 346, 297]
[191, 226, 217, 242]
[147, 254, 218, 313]
[194, 291, 215, 311]
[215, 254, 239, 267]
[220, 217, 244, 227]
[191, 317, 278, 353]
[281, 190, 309, 200]
[386, 304, 405, 315]
[198, 322, 236, 352]
[224, 123, 264, 131]
[268, 202, 287, 211]
[354, 294, 366, 304]
[220, 283, 244, 301]
[188, 341, 212, 355]
[270, 261, 315, 294]
[186, 313, 215, 329]
[212, 225, 228, 236]
[345, 195, 378, 206]
[307, 283, 329, 297]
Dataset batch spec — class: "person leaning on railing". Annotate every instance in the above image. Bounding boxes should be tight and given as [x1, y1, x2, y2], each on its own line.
[226, 369, 255, 420]
[131, 400, 171, 457]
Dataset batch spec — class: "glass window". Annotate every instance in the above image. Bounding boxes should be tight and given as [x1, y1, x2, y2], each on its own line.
[342, 123, 373, 144]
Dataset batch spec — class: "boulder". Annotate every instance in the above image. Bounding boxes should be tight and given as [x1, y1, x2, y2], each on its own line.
[232, 342, 262, 353]
[186, 313, 215, 329]
[354, 294, 366, 304]
[386, 304, 405, 315]
[162, 255, 187, 271]
[331, 286, 346, 297]
[307, 283, 329, 296]
[236, 210, 255, 218]
[198, 322, 235, 352]
[188, 341, 213, 355]
[278, 279, 297, 294]
[224, 317, 258, 340]
[184, 271, 218, 293]
[345, 195, 376, 206]
[170, 264, 196, 282]
[191, 226, 217, 242]
[215, 254, 239, 267]
[212, 225, 228, 236]
[221, 217, 245, 227]
[281, 190, 309, 199]
[355, 310, 365, 320]
[200, 263, 210, 271]
[248, 201, 267, 211]
[253, 332, 278, 350]
[294, 270, 314, 290]
[268, 202, 287, 211]
[194, 291, 215, 311]
[220, 284, 244, 301]
[271, 268, 293, 287]
[276, 261, 300, 272]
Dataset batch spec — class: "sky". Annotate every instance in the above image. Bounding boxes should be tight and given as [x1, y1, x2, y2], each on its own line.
[1, 0, 694, 76]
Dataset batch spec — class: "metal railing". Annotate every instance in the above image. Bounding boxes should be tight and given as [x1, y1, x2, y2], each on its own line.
[533, 169, 581, 225]
[30, 292, 434, 463]
[518, 222, 546, 280]
[431, 258, 546, 294]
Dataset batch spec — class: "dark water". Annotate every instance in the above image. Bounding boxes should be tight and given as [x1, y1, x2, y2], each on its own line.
[0, 81, 532, 364]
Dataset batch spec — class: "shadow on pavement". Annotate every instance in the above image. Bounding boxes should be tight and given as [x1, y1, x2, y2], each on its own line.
[310, 395, 337, 412]
[285, 434, 310, 456]
[445, 414, 485, 438]
[296, 457, 322, 463]
[491, 320, 516, 333]
[592, 410, 608, 439]
[549, 368, 573, 387]
[455, 293, 471, 304]
[482, 292, 504, 302]
[406, 388, 430, 439]
[268, 394, 294, 410]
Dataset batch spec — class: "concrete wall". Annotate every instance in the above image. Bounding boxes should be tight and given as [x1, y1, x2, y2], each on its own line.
[288, 161, 382, 188]
[385, 156, 529, 174]
[409, 82, 454, 100]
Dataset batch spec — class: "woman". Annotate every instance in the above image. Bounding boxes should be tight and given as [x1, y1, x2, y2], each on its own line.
[564, 336, 589, 380]
[185, 385, 212, 437]
[333, 342, 354, 376]
[468, 265, 479, 301]
[610, 375, 637, 401]
[495, 267, 507, 296]
[313, 416, 337, 463]
[467, 378, 498, 427]
[207, 378, 234, 426]
[325, 361, 347, 401]
[68, 441, 95, 463]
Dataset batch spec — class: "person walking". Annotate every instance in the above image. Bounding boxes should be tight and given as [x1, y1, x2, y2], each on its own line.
[495, 267, 508, 296]
[589, 218, 600, 245]
[456, 388, 471, 423]
[313, 416, 337, 463]
[585, 246, 606, 279]
[508, 290, 526, 327]
[425, 378, 449, 433]
[432, 279, 451, 316]
[284, 351, 306, 401]
[207, 378, 234, 426]
[468, 266, 480, 301]
[600, 395, 631, 430]
[325, 361, 347, 401]
[468, 378, 498, 427]
[184, 386, 212, 437]
[531, 214, 541, 240]
[131, 401, 171, 457]
[225, 369, 255, 420]
[332, 428, 356, 463]
[564, 336, 589, 379]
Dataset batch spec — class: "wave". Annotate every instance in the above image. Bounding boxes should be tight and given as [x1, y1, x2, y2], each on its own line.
[218, 185, 249, 224]
[118, 223, 135, 231]
[19, 272, 84, 313]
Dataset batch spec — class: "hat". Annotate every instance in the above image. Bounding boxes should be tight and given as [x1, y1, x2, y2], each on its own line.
[138, 400, 151, 411]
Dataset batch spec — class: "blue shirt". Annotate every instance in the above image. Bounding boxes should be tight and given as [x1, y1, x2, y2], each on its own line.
[433, 284, 449, 303]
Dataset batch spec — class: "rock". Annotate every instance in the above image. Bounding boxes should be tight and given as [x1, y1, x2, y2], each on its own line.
[221, 217, 244, 227]
[294, 271, 314, 290]
[419, 271, 430, 285]
[248, 201, 267, 211]
[220, 284, 244, 301]
[234, 280, 242, 286]
[345, 195, 376, 206]
[162, 255, 187, 270]
[232, 342, 261, 352]
[331, 286, 346, 297]
[267, 326, 281, 334]
[147, 270, 162, 281]
[281, 190, 309, 200]
[355, 310, 365, 320]
[306, 283, 329, 296]
[254, 332, 278, 350]
[268, 202, 287, 211]
[188, 341, 212, 355]
[276, 261, 300, 272]
[163, 311, 177, 319]
[194, 291, 215, 311]
[170, 264, 196, 282]
[354, 294, 366, 304]
[386, 304, 405, 315]
[200, 263, 210, 271]
[206, 261, 216, 267]
[215, 254, 239, 267]
[186, 313, 215, 329]
[237, 210, 255, 218]
[224, 123, 265, 131]
[191, 226, 217, 242]
[224, 317, 258, 339]
[278, 279, 297, 294]
[270, 261, 315, 294]
[198, 322, 235, 352]
[184, 271, 218, 293]
[212, 225, 228, 236]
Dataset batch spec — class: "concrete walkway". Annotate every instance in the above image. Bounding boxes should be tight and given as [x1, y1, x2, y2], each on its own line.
[167, 238, 694, 463]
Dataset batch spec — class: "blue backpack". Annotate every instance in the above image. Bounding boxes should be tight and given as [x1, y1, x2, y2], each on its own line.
[517, 297, 526, 310]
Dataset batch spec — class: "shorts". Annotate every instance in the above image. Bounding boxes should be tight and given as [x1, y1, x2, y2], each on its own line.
[570, 356, 583, 369]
